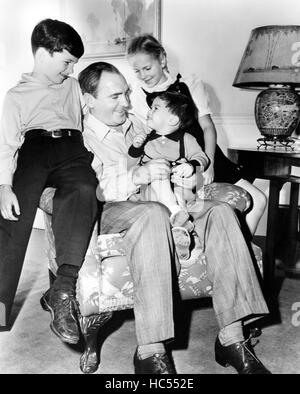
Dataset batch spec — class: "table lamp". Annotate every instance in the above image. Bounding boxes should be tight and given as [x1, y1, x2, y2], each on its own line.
[233, 25, 300, 148]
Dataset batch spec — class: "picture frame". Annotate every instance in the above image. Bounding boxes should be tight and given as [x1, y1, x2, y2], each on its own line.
[61, 0, 161, 59]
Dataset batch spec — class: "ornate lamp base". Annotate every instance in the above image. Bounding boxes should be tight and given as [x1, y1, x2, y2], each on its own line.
[255, 85, 300, 141]
[257, 135, 295, 150]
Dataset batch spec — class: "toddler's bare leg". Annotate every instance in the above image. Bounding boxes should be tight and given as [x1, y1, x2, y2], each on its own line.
[148, 180, 193, 260]
[174, 185, 196, 207]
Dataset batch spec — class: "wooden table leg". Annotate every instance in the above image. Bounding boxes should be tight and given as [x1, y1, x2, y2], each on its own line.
[284, 183, 300, 277]
[264, 179, 284, 285]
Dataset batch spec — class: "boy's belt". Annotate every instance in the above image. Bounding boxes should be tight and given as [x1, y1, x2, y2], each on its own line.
[25, 129, 82, 139]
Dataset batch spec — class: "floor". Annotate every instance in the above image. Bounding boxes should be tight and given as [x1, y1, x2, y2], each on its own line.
[0, 229, 299, 374]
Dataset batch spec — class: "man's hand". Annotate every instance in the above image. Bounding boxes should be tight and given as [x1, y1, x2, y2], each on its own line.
[172, 162, 194, 178]
[0, 185, 20, 220]
[132, 159, 171, 185]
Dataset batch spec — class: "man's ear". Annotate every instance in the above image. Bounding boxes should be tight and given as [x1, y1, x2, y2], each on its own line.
[83, 92, 95, 109]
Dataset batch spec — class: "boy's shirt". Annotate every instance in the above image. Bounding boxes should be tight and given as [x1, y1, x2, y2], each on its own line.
[0, 74, 83, 185]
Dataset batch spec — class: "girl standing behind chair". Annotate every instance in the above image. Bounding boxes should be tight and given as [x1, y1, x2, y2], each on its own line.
[126, 34, 267, 237]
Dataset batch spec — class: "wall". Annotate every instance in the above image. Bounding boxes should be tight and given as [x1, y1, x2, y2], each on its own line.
[1, 0, 300, 233]
[157, 0, 300, 235]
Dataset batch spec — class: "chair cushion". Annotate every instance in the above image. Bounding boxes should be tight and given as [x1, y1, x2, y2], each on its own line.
[76, 234, 134, 316]
[75, 231, 215, 315]
[178, 231, 212, 300]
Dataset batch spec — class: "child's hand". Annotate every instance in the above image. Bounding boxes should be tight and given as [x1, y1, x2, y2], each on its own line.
[203, 164, 215, 185]
[133, 134, 147, 148]
[173, 163, 194, 178]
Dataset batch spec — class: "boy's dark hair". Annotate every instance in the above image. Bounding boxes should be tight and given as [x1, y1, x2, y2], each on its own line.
[31, 18, 84, 58]
[153, 91, 198, 130]
[78, 61, 122, 98]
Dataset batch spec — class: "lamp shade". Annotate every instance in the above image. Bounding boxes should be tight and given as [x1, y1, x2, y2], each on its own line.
[233, 25, 300, 88]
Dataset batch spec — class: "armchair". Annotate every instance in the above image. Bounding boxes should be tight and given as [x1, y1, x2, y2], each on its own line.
[39, 183, 262, 374]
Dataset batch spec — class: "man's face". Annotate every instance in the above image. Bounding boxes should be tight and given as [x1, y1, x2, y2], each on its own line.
[91, 71, 131, 127]
[40, 49, 78, 85]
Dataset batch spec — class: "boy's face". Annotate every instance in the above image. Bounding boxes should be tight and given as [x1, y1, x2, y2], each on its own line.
[88, 71, 131, 127]
[147, 97, 178, 135]
[37, 49, 78, 84]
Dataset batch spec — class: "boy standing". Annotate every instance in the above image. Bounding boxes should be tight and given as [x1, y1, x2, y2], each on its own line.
[0, 19, 98, 344]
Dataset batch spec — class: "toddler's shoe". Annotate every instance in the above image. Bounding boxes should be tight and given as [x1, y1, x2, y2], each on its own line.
[170, 209, 194, 232]
[172, 226, 191, 260]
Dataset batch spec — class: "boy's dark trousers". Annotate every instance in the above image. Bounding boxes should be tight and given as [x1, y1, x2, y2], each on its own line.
[0, 132, 98, 327]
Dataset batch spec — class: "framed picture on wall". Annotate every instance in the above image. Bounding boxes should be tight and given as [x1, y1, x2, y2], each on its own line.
[61, 0, 161, 59]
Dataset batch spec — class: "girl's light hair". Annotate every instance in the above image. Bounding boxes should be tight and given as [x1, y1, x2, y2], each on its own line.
[126, 34, 168, 71]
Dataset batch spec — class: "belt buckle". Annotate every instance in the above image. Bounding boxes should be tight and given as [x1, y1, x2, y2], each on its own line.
[51, 130, 63, 138]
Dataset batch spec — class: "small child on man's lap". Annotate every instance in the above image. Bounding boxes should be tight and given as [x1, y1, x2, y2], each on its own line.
[128, 91, 209, 259]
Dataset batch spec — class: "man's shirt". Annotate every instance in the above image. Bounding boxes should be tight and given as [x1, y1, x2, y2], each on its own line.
[0, 74, 83, 185]
[83, 112, 147, 202]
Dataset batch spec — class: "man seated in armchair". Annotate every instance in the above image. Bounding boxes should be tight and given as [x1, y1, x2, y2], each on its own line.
[68, 61, 272, 375]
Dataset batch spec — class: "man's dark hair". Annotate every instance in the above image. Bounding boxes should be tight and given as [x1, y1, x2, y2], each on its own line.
[78, 62, 122, 97]
[153, 91, 198, 130]
[31, 18, 84, 58]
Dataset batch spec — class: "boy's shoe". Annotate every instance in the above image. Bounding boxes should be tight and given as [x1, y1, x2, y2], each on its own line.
[172, 226, 191, 260]
[134, 349, 177, 374]
[40, 288, 80, 344]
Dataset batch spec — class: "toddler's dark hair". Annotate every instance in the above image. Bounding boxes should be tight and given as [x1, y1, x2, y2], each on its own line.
[153, 91, 198, 130]
[31, 18, 84, 58]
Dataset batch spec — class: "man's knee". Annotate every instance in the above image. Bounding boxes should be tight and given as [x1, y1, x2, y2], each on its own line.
[143, 201, 170, 221]
[209, 200, 237, 221]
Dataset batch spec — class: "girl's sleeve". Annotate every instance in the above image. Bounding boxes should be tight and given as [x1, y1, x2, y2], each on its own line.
[184, 75, 212, 118]
[184, 133, 210, 171]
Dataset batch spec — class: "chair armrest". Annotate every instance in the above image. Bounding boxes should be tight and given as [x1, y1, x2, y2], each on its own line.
[199, 182, 252, 213]
[39, 187, 56, 214]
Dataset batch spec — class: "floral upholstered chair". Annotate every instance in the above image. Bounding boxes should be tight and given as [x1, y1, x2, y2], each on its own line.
[39, 183, 263, 374]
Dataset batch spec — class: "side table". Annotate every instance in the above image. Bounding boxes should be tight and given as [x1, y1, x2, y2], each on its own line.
[228, 147, 300, 284]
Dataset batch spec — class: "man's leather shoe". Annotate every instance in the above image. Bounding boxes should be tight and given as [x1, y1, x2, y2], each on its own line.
[134, 349, 176, 374]
[40, 288, 80, 344]
[215, 333, 271, 374]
